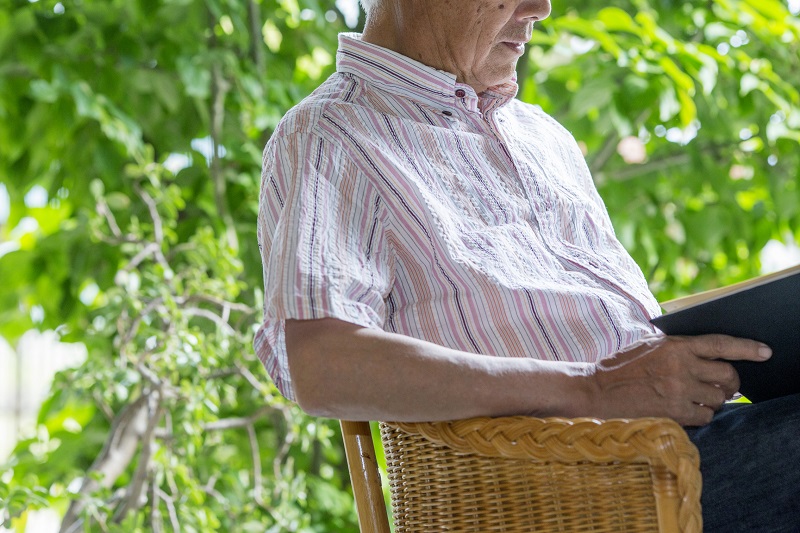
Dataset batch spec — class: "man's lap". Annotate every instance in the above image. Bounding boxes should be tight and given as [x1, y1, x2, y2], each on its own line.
[684, 393, 800, 532]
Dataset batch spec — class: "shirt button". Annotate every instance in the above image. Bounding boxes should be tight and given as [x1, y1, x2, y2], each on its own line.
[455, 89, 466, 98]
[442, 110, 453, 116]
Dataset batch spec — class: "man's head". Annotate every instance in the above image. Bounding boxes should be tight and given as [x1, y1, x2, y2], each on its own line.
[361, 0, 551, 94]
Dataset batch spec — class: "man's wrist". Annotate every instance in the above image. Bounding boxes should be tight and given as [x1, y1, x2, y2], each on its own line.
[514, 360, 599, 419]
[564, 362, 600, 419]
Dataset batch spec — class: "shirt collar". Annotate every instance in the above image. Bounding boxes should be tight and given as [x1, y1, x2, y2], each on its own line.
[336, 33, 518, 114]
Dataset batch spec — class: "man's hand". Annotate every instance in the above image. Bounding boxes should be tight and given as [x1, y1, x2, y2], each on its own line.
[589, 334, 772, 426]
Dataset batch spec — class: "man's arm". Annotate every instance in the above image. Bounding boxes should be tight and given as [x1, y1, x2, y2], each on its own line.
[285, 318, 772, 426]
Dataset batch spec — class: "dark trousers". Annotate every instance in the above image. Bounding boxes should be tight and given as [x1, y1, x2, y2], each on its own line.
[684, 393, 800, 532]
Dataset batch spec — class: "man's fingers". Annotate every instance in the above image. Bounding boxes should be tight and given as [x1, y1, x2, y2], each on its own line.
[682, 334, 772, 362]
[692, 359, 740, 397]
[683, 403, 716, 427]
[691, 382, 729, 411]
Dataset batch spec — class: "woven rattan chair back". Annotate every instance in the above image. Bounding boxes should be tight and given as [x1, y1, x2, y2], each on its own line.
[342, 417, 702, 533]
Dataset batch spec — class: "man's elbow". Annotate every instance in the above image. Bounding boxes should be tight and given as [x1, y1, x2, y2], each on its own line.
[285, 318, 371, 420]
[292, 380, 339, 419]
[285, 320, 347, 418]
[286, 345, 336, 417]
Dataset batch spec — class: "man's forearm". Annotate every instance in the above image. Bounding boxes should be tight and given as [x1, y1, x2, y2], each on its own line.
[285, 317, 595, 422]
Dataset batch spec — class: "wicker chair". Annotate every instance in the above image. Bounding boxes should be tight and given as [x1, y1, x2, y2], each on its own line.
[341, 417, 702, 533]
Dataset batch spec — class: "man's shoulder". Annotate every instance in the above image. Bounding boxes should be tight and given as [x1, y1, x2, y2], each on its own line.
[271, 73, 359, 139]
[268, 71, 418, 157]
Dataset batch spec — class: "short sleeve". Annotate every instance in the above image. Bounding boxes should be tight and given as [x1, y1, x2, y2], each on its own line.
[254, 130, 393, 400]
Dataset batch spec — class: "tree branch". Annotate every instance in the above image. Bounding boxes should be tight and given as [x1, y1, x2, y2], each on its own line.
[247, 423, 266, 507]
[179, 294, 257, 314]
[134, 184, 169, 268]
[248, 0, 265, 76]
[209, 26, 238, 252]
[183, 307, 236, 335]
[201, 475, 225, 503]
[93, 392, 116, 422]
[60, 395, 150, 533]
[96, 199, 124, 238]
[120, 242, 161, 273]
[271, 409, 295, 501]
[235, 361, 268, 393]
[204, 367, 239, 380]
[149, 476, 162, 533]
[589, 130, 621, 177]
[118, 297, 164, 355]
[609, 152, 692, 181]
[113, 391, 163, 523]
[201, 405, 273, 432]
[155, 488, 181, 532]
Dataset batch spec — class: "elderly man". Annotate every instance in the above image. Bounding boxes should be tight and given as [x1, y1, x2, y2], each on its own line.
[255, 0, 800, 530]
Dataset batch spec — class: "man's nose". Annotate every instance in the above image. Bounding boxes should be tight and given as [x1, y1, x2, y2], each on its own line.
[515, 0, 552, 21]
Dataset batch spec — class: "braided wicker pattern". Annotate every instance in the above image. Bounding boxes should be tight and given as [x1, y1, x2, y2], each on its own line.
[381, 417, 702, 533]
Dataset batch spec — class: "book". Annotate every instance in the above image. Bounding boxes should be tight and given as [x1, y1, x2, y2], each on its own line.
[650, 263, 800, 402]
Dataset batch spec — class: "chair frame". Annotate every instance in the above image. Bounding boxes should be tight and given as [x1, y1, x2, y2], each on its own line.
[340, 420, 391, 533]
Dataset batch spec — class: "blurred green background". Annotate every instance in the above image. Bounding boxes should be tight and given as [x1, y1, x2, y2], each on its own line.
[0, 0, 798, 531]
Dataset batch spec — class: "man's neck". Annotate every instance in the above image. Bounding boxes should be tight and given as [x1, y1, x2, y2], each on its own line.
[360, 9, 490, 94]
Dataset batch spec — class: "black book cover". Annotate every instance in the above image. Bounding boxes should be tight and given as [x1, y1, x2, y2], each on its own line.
[650, 269, 800, 402]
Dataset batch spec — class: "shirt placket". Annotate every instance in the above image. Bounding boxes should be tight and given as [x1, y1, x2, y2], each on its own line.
[479, 106, 547, 225]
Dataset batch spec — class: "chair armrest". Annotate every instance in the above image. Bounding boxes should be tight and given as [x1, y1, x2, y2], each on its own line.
[382, 417, 701, 533]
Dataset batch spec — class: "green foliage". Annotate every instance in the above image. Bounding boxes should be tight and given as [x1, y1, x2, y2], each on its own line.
[524, 0, 800, 298]
[0, 0, 798, 531]
[0, 0, 358, 531]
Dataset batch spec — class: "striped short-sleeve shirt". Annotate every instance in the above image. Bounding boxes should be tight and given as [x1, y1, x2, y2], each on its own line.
[255, 33, 661, 401]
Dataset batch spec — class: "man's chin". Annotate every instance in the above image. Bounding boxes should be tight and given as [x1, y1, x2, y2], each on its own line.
[478, 69, 518, 93]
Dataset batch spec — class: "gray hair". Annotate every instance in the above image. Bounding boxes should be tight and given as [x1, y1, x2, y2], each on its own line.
[358, 0, 380, 13]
